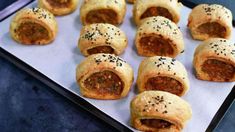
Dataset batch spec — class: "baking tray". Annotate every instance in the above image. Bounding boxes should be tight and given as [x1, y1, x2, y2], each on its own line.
[0, 0, 234, 131]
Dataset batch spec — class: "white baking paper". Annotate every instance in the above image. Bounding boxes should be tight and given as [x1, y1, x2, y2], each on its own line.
[0, 1, 234, 132]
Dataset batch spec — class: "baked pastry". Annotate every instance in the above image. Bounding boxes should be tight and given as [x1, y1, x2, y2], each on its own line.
[137, 56, 189, 96]
[194, 38, 235, 82]
[80, 0, 126, 25]
[188, 4, 232, 40]
[78, 23, 127, 56]
[76, 53, 134, 99]
[135, 16, 184, 58]
[131, 91, 192, 132]
[10, 8, 58, 45]
[38, 0, 78, 16]
[133, 0, 182, 25]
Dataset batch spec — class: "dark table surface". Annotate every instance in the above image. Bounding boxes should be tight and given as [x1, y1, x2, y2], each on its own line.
[0, 0, 235, 132]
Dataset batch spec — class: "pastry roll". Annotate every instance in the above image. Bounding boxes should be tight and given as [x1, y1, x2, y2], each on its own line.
[80, 0, 126, 25]
[135, 16, 184, 58]
[131, 91, 192, 132]
[10, 8, 58, 45]
[38, 0, 78, 16]
[188, 4, 232, 40]
[137, 56, 189, 96]
[133, 0, 182, 26]
[78, 23, 127, 56]
[194, 38, 235, 82]
[76, 53, 134, 99]
[127, 0, 135, 4]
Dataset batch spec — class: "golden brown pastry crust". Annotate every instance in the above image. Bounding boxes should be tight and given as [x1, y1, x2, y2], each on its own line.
[38, 0, 78, 16]
[131, 91, 192, 132]
[78, 23, 128, 56]
[10, 8, 58, 45]
[135, 16, 184, 58]
[80, 0, 126, 26]
[137, 56, 189, 96]
[188, 4, 233, 40]
[76, 53, 134, 99]
[133, 0, 182, 26]
[193, 38, 235, 82]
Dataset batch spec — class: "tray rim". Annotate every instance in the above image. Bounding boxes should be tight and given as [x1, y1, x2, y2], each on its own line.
[0, 0, 234, 131]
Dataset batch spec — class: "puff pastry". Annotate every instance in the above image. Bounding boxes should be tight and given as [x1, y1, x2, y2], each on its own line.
[76, 53, 134, 99]
[38, 0, 78, 16]
[194, 38, 235, 82]
[133, 0, 182, 26]
[188, 4, 233, 40]
[10, 8, 58, 45]
[78, 23, 127, 56]
[80, 0, 126, 25]
[131, 91, 192, 132]
[135, 16, 184, 58]
[137, 56, 189, 96]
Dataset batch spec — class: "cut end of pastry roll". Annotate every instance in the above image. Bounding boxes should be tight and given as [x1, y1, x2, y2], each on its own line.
[38, 0, 78, 16]
[76, 53, 134, 99]
[135, 16, 184, 58]
[137, 56, 189, 96]
[133, 0, 182, 25]
[130, 91, 192, 131]
[188, 4, 232, 40]
[194, 38, 235, 82]
[80, 0, 126, 26]
[127, 0, 136, 4]
[78, 23, 128, 56]
[10, 8, 58, 45]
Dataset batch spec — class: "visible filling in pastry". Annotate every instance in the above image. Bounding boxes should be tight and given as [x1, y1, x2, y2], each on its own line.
[87, 46, 114, 55]
[197, 22, 226, 38]
[139, 35, 174, 56]
[46, 0, 71, 8]
[140, 7, 173, 21]
[86, 9, 118, 25]
[141, 119, 172, 129]
[202, 59, 235, 81]
[84, 70, 124, 95]
[17, 22, 49, 44]
[145, 76, 183, 96]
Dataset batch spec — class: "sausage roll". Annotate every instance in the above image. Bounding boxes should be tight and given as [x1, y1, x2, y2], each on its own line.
[78, 23, 127, 56]
[131, 91, 192, 132]
[127, 0, 135, 4]
[188, 4, 233, 40]
[137, 56, 189, 96]
[38, 0, 78, 16]
[80, 0, 126, 26]
[133, 0, 182, 26]
[76, 53, 134, 99]
[10, 8, 58, 45]
[194, 38, 235, 82]
[135, 16, 184, 58]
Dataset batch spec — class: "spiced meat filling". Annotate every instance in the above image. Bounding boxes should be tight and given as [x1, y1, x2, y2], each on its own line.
[202, 59, 235, 81]
[145, 76, 183, 96]
[141, 119, 172, 129]
[139, 35, 174, 56]
[46, 0, 71, 8]
[140, 7, 173, 21]
[87, 46, 115, 55]
[17, 22, 49, 44]
[197, 22, 226, 38]
[84, 70, 124, 95]
[86, 9, 118, 25]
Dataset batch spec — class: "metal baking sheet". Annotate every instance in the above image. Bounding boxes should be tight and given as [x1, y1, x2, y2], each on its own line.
[0, 1, 234, 131]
